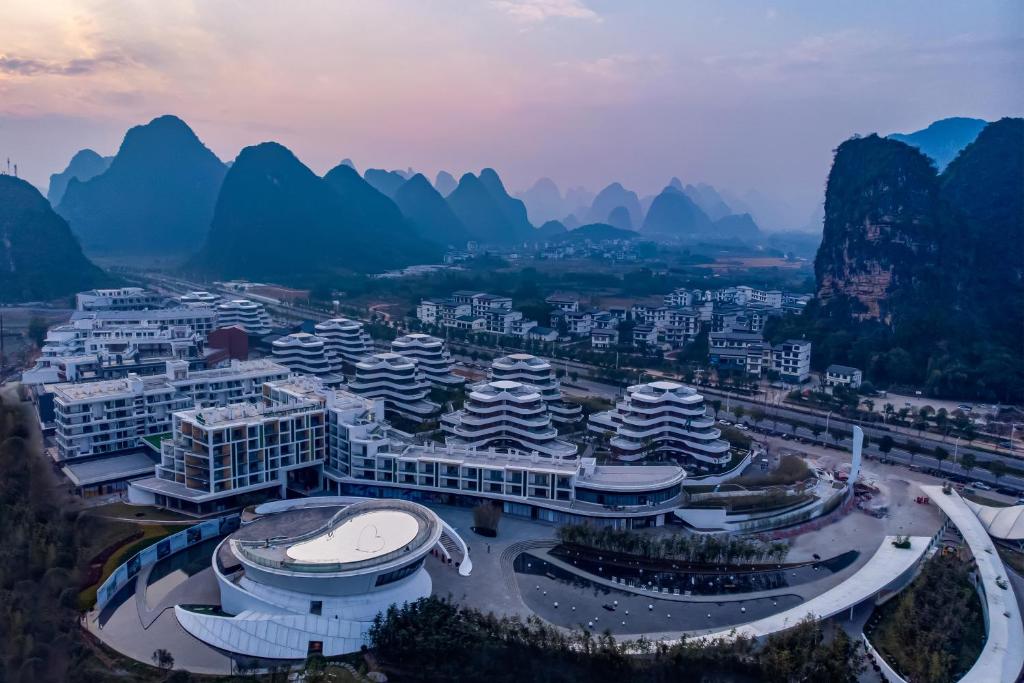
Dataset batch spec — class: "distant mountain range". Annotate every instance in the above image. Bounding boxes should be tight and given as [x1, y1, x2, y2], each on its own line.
[0, 175, 110, 302]
[889, 117, 987, 171]
[192, 143, 438, 279]
[56, 115, 227, 256]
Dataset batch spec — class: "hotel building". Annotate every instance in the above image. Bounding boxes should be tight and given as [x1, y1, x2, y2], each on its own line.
[52, 359, 290, 461]
[390, 334, 464, 388]
[314, 318, 372, 366]
[348, 353, 439, 420]
[75, 287, 164, 312]
[442, 380, 577, 459]
[70, 307, 219, 339]
[488, 353, 581, 425]
[215, 299, 274, 336]
[588, 381, 731, 472]
[272, 333, 342, 377]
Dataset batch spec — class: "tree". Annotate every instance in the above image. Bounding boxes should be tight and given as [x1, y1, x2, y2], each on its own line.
[27, 317, 48, 348]
[734, 406, 746, 423]
[988, 459, 1007, 484]
[933, 446, 949, 472]
[960, 452, 976, 475]
[152, 648, 174, 670]
[878, 435, 894, 454]
[708, 399, 722, 417]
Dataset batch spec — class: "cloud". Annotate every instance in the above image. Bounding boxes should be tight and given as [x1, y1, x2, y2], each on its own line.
[0, 52, 132, 77]
[490, 0, 599, 23]
[557, 53, 665, 81]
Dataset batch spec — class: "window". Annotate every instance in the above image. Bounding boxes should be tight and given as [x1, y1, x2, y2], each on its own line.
[309, 600, 322, 615]
[374, 558, 424, 587]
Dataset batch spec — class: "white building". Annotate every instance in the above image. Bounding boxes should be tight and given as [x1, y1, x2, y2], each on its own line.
[591, 328, 619, 349]
[215, 299, 273, 336]
[825, 364, 862, 390]
[488, 354, 581, 425]
[588, 381, 731, 472]
[70, 308, 219, 340]
[131, 399, 326, 514]
[314, 318, 372, 366]
[390, 334, 464, 388]
[76, 287, 164, 312]
[177, 291, 221, 308]
[272, 333, 341, 377]
[348, 353, 439, 420]
[52, 359, 291, 461]
[171, 499, 449, 658]
[772, 340, 812, 383]
[22, 318, 203, 385]
[442, 380, 578, 459]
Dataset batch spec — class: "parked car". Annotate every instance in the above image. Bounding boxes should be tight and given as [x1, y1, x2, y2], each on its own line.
[972, 481, 993, 491]
[735, 424, 748, 431]
[718, 419, 732, 425]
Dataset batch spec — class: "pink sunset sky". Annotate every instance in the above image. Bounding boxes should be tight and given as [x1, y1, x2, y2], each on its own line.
[1, 0, 1021, 227]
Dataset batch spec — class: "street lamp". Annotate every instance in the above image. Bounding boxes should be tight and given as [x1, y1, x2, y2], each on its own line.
[824, 410, 833, 436]
[953, 435, 962, 465]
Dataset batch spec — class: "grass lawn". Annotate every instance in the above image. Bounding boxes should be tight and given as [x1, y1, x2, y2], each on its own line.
[962, 492, 1011, 508]
[78, 522, 190, 609]
[141, 432, 171, 451]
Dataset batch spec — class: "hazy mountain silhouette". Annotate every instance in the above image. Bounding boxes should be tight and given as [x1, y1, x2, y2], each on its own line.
[556, 223, 639, 242]
[586, 182, 642, 227]
[641, 186, 713, 238]
[394, 173, 472, 246]
[363, 168, 407, 198]
[56, 115, 226, 256]
[1, 175, 110, 302]
[684, 183, 732, 220]
[535, 219, 568, 240]
[713, 213, 761, 240]
[434, 171, 458, 197]
[446, 170, 533, 244]
[194, 142, 436, 279]
[606, 205, 632, 230]
[47, 149, 111, 206]
[516, 177, 565, 225]
[889, 117, 988, 171]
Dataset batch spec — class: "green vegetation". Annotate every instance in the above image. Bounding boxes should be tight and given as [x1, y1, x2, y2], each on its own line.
[368, 597, 862, 683]
[557, 524, 789, 564]
[868, 554, 985, 682]
[141, 432, 172, 451]
[734, 454, 812, 487]
[78, 523, 188, 610]
[768, 119, 1023, 402]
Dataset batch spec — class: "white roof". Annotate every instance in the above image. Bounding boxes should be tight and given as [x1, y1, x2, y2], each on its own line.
[286, 509, 420, 564]
[966, 501, 1024, 540]
[925, 486, 1024, 683]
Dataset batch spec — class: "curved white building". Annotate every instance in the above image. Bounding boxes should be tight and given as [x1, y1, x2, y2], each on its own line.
[177, 291, 221, 308]
[588, 381, 730, 471]
[272, 333, 341, 376]
[216, 299, 273, 336]
[442, 380, 578, 459]
[348, 353, 439, 419]
[175, 499, 461, 659]
[314, 318, 372, 366]
[391, 334, 464, 388]
[489, 353, 582, 425]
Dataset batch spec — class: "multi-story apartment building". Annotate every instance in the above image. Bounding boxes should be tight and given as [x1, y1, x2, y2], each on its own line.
[488, 354, 582, 425]
[70, 308, 219, 340]
[271, 333, 341, 376]
[734, 286, 783, 308]
[416, 298, 471, 327]
[348, 353, 440, 419]
[633, 324, 658, 348]
[313, 318, 372, 365]
[545, 293, 580, 312]
[591, 328, 619, 349]
[708, 332, 811, 382]
[215, 299, 273, 336]
[588, 381, 731, 472]
[664, 288, 703, 307]
[417, 291, 539, 337]
[76, 287, 164, 312]
[391, 334, 464, 388]
[550, 309, 593, 336]
[442, 380, 578, 459]
[131, 400, 326, 515]
[22, 318, 204, 385]
[772, 340, 812, 383]
[52, 359, 291, 460]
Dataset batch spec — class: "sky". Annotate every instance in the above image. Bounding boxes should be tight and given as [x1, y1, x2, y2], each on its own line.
[1, 0, 1021, 229]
